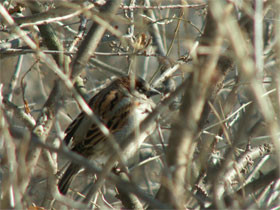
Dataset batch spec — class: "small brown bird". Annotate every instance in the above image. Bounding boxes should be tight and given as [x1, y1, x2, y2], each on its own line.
[58, 76, 159, 194]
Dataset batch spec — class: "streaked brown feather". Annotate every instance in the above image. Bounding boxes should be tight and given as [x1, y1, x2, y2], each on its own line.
[64, 78, 133, 157]
[64, 112, 85, 146]
[58, 76, 157, 195]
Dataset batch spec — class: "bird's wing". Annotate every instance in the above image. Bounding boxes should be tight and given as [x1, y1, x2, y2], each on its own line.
[64, 112, 85, 146]
[63, 85, 132, 155]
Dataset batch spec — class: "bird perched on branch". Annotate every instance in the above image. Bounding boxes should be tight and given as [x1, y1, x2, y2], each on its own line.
[58, 76, 159, 195]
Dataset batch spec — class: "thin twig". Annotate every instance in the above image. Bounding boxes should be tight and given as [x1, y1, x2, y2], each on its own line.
[120, 4, 207, 10]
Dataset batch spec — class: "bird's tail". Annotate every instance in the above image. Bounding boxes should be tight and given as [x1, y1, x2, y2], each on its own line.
[58, 163, 80, 195]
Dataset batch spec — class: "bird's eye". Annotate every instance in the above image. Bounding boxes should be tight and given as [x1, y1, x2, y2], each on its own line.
[135, 77, 150, 94]
[137, 87, 145, 93]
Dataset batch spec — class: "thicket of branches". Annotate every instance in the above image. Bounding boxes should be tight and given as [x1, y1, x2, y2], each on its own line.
[0, 0, 279, 209]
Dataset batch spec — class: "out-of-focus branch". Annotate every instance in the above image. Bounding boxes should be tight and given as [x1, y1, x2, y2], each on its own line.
[154, 2, 226, 208]
[41, 148, 88, 209]
[120, 4, 207, 10]
[19, 81, 61, 194]
[71, 0, 121, 79]
[115, 172, 144, 210]
[212, 0, 280, 178]
[1, 2, 66, 199]
[0, 85, 22, 209]
[213, 143, 275, 203]
[14, 3, 94, 28]
[23, 1, 65, 67]
[144, 0, 166, 58]
[209, 168, 279, 209]
[5, 55, 23, 101]
[25, 130, 169, 209]
[2, 99, 36, 130]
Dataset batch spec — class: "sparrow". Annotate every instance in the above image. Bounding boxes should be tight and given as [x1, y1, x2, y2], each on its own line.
[58, 76, 159, 195]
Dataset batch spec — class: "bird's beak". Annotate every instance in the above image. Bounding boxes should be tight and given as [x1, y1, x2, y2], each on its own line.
[147, 87, 162, 97]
